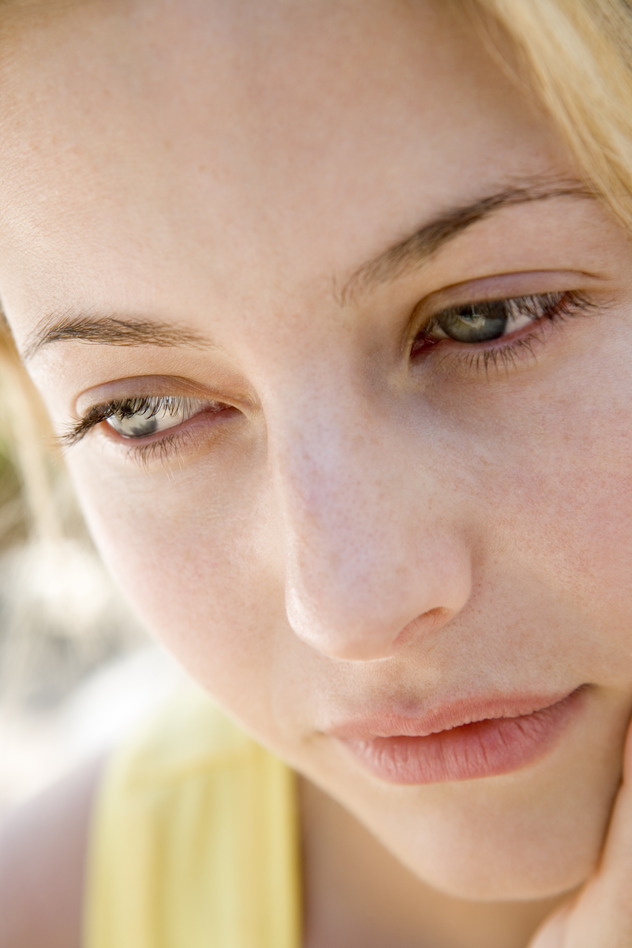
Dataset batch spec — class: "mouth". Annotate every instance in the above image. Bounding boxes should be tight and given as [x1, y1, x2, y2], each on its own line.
[329, 686, 588, 785]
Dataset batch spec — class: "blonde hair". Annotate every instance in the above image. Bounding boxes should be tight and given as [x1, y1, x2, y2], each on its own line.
[0, 317, 61, 540]
[465, 0, 632, 231]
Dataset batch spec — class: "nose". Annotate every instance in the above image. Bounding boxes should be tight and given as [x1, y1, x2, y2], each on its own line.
[271, 393, 473, 662]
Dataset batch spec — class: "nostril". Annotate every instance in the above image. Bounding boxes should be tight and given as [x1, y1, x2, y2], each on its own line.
[393, 606, 454, 650]
[286, 593, 461, 663]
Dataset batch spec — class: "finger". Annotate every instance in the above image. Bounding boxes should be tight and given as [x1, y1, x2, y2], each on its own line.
[596, 710, 632, 877]
[530, 715, 632, 948]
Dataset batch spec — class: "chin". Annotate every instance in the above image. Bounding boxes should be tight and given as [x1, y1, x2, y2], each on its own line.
[408, 828, 596, 903]
[379, 780, 611, 902]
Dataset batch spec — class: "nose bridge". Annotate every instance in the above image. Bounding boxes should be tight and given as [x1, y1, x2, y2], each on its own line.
[269, 385, 472, 661]
[279, 396, 388, 578]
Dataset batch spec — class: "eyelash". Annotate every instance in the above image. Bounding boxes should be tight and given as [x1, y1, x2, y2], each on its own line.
[60, 394, 229, 464]
[60, 289, 595, 465]
[410, 289, 594, 372]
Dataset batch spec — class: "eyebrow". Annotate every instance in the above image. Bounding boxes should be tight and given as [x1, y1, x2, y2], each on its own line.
[336, 175, 595, 306]
[24, 174, 594, 360]
[23, 314, 214, 361]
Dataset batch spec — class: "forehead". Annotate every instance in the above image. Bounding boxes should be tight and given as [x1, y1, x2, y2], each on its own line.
[0, 0, 565, 331]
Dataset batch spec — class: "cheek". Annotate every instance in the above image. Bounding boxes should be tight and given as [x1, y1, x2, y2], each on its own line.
[360, 326, 632, 718]
[70, 459, 288, 718]
[525, 392, 632, 637]
[467, 337, 632, 676]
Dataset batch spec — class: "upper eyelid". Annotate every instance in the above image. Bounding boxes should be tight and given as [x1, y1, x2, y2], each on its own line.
[424, 292, 538, 330]
[75, 374, 238, 410]
[415, 270, 598, 317]
[429, 292, 552, 319]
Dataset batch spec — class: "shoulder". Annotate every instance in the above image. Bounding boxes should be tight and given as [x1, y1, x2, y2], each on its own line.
[0, 754, 106, 948]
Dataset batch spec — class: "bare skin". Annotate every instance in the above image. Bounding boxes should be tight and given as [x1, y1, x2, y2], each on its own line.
[1, 1, 632, 945]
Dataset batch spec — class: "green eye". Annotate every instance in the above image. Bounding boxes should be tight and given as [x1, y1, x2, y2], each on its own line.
[105, 396, 207, 439]
[419, 292, 569, 349]
[435, 301, 509, 343]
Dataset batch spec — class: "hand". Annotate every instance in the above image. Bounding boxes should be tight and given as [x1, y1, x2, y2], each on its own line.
[529, 716, 632, 948]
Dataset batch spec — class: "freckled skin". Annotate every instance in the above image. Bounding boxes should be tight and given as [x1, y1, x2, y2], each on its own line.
[2, 1, 632, 945]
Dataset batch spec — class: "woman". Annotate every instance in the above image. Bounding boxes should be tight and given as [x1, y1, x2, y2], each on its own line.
[1, 0, 632, 945]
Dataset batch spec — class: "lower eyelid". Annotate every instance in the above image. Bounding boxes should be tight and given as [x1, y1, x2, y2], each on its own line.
[83, 416, 220, 470]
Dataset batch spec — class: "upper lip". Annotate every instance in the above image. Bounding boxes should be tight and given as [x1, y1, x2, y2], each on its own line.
[327, 688, 580, 740]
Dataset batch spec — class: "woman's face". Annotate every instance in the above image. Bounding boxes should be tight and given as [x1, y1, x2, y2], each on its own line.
[3, 0, 632, 903]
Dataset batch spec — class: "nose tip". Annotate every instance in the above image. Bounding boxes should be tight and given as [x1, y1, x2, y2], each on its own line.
[284, 539, 473, 662]
[286, 592, 461, 662]
[286, 587, 405, 661]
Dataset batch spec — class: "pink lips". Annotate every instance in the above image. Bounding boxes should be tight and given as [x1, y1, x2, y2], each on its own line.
[330, 687, 587, 785]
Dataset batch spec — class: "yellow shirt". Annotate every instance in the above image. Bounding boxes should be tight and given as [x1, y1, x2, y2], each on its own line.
[84, 689, 302, 948]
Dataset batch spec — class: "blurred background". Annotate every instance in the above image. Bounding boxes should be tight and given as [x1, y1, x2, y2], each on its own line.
[0, 326, 184, 818]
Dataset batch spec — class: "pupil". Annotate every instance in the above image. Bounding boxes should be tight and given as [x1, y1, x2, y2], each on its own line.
[109, 409, 160, 438]
[440, 302, 507, 343]
[126, 416, 158, 437]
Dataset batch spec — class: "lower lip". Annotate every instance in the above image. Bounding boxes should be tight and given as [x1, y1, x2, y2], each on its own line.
[336, 689, 586, 785]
